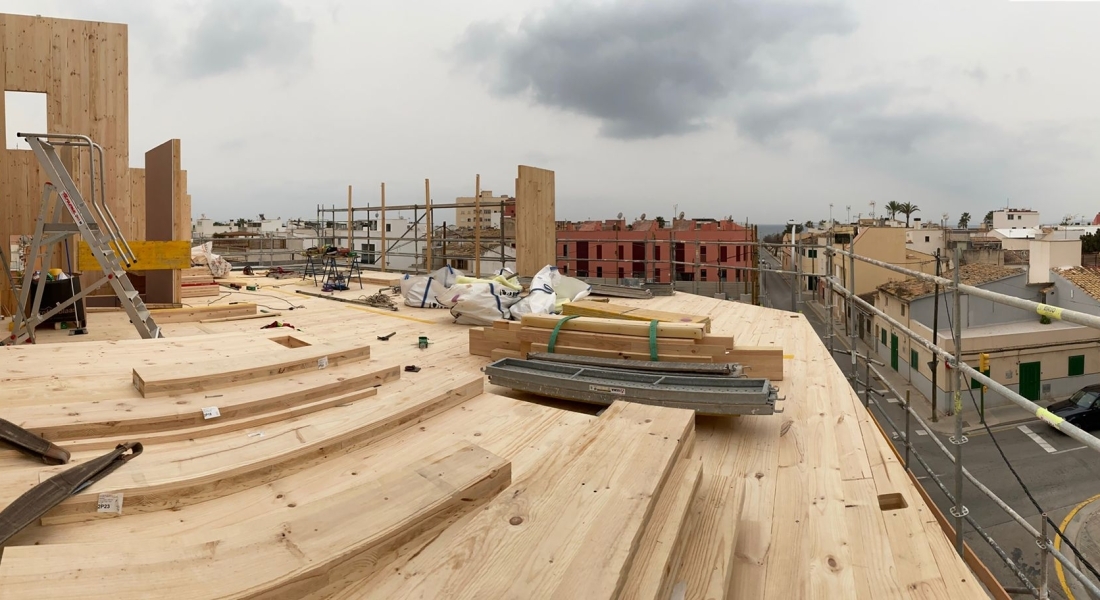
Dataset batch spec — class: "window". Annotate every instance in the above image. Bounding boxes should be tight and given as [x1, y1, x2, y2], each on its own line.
[1070, 355, 1085, 377]
[596, 266, 603, 278]
[901, 304, 906, 317]
[1008, 214, 1015, 220]
[596, 246, 603, 260]
[653, 245, 660, 261]
[924, 236, 930, 243]
[618, 267, 624, 279]
[5, 92, 47, 150]
[736, 246, 742, 261]
[881, 328, 887, 346]
[619, 245, 624, 259]
[721, 246, 729, 262]
[654, 268, 661, 280]
[700, 269, 707, 281]
[700, 246, 707, 262]
[719, 269, 726, 280]
[386, 223, 391, 232]
[562, 244, 568, 257]
[910, 349, 919, 369]
[561, 264, 568, 274]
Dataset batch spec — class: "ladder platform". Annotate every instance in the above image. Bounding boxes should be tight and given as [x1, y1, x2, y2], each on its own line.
[484, 357, 779, 416]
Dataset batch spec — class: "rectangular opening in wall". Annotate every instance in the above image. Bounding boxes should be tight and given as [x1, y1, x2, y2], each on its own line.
[5, 91, 47, 150]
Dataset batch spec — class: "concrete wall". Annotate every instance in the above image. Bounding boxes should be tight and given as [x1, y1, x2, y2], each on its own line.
[1029, 239, 1082, 284]
[962, 247, 1004, 266]
[1051, 271, 1100, 312]
[906, 229, 943, 257]
[993, 210, 1040, 229]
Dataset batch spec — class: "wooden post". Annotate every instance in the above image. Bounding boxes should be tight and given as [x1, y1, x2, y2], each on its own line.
[380, 183, 387, 272]
[425, 178, 433, 271]
[347, 185, 353, 254]
[474, 174, 481, 277]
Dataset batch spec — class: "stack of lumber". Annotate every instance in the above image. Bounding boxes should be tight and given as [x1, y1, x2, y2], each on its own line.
[148, 302, 258, 323]
[563, 299, 712, 331]
[469, 314, 783, 380]
[180, 266, 219, 298]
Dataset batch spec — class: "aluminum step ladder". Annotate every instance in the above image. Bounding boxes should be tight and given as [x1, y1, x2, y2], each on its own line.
[4, 133, 162, 345]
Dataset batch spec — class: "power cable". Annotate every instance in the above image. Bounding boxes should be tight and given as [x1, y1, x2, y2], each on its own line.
[942, 293, 1100, 582]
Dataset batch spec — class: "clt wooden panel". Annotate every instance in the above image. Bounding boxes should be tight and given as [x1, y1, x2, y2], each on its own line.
[387, 401, 694, 599]
[144, 139, 183, 304]
[0, 14, 132, 315]
[514, 165, 555, 276]
[0, 443, 512, 600]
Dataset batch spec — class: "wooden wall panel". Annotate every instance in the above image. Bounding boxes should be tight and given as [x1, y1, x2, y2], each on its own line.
[130, 168, 146, 241]
[145, 139, 181, 304]
[0, 14, 133, 315]
[515, 165, 556, 276]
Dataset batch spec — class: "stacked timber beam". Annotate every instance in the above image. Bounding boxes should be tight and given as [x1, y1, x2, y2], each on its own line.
[563, 299, 713, 331]
[180, 267, 219, 298]
[470, 313, 784, 380]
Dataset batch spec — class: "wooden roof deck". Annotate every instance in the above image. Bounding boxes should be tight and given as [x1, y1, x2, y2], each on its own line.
[0, 277, 994, 599]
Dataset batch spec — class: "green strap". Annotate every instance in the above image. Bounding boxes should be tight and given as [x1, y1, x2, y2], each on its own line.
[547, 315, 580, 353]
[649, 320, 659, 361]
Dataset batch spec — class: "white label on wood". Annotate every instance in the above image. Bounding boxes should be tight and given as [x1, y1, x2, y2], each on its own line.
[318, 356, 329, 369]
[247, 431, 264, 438]
[97, 492, 123, 514]
[202, 406, 221, 419]
[589, 384, 626, 395]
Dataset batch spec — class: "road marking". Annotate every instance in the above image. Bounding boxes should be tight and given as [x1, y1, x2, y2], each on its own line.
[1056, 492, 1100, 600]
[886, 397, 898, 404]
[1018, 425, 1057, 453]
[1053, 446, 1088, 455]
[914, 429, 928, 436]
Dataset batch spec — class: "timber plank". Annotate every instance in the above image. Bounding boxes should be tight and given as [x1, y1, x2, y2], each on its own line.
[150, 303, 257, 323]
[132, 342, 372, 397]
[34, 375, 483, 524]
[386, 401, 694, 599]
[520, 314, 707, 340]
[620, 455, 705, 600]
[0, 443, 511, 600]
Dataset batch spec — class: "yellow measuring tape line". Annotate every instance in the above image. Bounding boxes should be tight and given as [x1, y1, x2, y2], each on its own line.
[1056, 492, 1100, 600]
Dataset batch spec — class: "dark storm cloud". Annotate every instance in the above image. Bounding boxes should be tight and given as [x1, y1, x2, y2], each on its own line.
[180, 0, 314, 78]
[736, 87, 977, 154]
[454, 0, 855, 139]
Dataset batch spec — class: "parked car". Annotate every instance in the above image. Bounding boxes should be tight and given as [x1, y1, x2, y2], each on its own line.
[1046, 384, 1100, 430]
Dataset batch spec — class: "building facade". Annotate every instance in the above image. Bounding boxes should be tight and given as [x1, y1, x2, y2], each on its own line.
[556, 218, 754, 292]
[456, 191, 511, 229]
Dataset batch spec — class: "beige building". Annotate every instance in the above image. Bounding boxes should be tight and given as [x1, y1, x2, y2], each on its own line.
[875, 263, 1100, 414]
[827, 226, 939, 341]
[456, 191, 509, 229]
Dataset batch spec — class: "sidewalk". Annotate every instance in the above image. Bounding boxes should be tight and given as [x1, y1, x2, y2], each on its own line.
[799, 296, 1039, 435]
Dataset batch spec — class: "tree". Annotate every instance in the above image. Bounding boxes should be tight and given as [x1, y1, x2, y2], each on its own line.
[957, 212, 971, 229]
[805, 220, 815, 229]
[983, 210, 994, 227]
[818, 219, 827, 229]
[655, 216, 666, 228]
[899, 202, 920, 227]
[1081, 231, 1100, 254]
[885, 201, 903, 222]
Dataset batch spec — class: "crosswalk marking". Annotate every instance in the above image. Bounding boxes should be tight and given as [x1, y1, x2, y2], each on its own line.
[1018, 425, 1057, 453]
[915, 429, 928, 436]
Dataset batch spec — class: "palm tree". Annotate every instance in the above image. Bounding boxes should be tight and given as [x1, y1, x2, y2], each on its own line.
[885, 201, 903, 222]
[958, 212, 971, 229]
[900, 203, 920, 227]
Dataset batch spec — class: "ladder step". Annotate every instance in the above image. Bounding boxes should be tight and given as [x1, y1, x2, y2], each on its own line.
[135, 308, 151, 322]
[124, 290, 140, 300]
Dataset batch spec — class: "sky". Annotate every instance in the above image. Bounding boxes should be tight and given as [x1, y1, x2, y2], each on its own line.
[4, 0, 1100, 226]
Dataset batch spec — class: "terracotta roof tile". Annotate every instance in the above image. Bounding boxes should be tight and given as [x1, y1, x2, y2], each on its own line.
[1054, 267, 1100, 302]
[878, 264, 1024, 300]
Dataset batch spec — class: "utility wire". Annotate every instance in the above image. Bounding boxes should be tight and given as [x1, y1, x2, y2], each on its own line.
[942, 293, 1100, 583]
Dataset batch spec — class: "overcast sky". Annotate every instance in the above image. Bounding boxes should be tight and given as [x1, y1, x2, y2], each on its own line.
[5, 0, 1100, 225]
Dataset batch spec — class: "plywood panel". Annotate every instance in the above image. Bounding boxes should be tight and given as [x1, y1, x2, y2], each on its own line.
[515, 165, 555, 276]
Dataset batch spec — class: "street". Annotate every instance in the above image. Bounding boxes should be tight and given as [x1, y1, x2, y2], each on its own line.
[760, 250, 1100, 599]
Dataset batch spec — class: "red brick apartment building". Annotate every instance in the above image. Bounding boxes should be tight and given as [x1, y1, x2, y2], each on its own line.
[555, 218, 754, 284]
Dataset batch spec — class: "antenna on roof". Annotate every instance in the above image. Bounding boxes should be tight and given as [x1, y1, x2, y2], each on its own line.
[679, 211, 685, 220]
[617, 212, 623, 220]
[640, 213, 646, 220]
